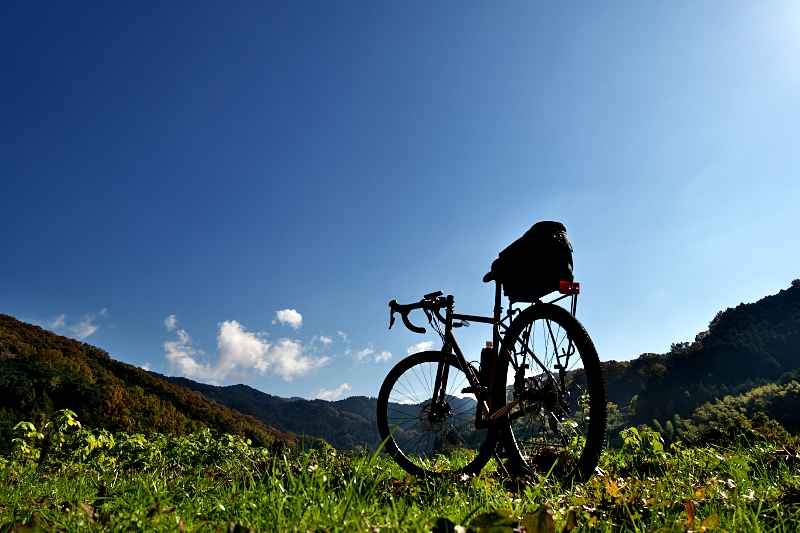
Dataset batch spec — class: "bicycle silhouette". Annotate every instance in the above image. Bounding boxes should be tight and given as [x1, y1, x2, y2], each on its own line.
[378, 226, 606, 482]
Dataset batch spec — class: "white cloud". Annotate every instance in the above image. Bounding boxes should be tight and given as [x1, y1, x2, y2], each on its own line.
[164, 320, 330, 383]
[164, 329, 208, 379]
[407, 341, 435, 355]
[164, 315, 178, 331]
[320, 336, 333, 346]
[49, 314, 67, 329]
[353, 346, 374, 362]
[314, 383, 351, 401]
[28, 310, 106, 339]
[141, 363, 151, 371]
[351, 344, 392, 363]
[68, 311, 103, 340]
[337, 331, 348, 342]
[273, 309, 302, 329]
[70, 321, 98, 340]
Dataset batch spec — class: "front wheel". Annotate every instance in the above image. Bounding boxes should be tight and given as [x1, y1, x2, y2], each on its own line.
[377, 351, 495, 477]
[497, 304, 607, 482]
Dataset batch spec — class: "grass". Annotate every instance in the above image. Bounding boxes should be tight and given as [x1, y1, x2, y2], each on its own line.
[1, 415, 799, 532]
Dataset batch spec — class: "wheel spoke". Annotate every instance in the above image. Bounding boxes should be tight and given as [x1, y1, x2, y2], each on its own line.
[377, 351, 493, 477]
[498, 304, 606, 482]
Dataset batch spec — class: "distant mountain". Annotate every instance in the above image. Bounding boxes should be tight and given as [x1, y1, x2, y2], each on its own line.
[5, 281, 797, 456]
[601, 280, 800, 440]
[0, 314, 295, 455]
[149, 373, 385, 451]
[151, 372, 484, 452]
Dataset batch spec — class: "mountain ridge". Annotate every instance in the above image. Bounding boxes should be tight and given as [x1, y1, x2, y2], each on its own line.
[0, 314, 297, 454]
[601, 280, 800, 442]
[148, 372, 383, 451]
[3, 280, 798, 453]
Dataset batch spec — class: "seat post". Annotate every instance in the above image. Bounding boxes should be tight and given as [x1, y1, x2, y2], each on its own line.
[493, 280, 502, 349]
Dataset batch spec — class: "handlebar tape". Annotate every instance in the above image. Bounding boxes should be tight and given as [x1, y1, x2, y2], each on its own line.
[388, 300, 426, 334]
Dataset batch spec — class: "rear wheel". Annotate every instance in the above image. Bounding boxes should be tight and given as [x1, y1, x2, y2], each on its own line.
[497, 304, 606, 482]
[377, 351, 495, 477]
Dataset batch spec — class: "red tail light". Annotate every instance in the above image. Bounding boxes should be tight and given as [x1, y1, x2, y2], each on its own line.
[559, 281, 580, 295]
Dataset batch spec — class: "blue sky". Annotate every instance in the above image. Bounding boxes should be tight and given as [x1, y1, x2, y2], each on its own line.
[3, 1, 799, 401]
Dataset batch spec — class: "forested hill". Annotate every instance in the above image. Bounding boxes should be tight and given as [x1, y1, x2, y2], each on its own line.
[4, 281, 798, 455]
[602, 280, 800, 439]
[149, 373, 383, 452]
[0, 314, 296, 455]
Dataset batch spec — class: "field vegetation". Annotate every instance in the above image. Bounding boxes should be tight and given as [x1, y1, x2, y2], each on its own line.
[3, 281, 799, 458]
[2, 409, 799, 533]
[2, 284, 799, 531]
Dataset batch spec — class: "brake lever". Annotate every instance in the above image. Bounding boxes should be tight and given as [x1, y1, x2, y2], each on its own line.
[388, 300, 426, 334]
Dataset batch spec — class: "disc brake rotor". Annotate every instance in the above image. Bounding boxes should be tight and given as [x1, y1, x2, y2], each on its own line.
[419, 403, 447, 433]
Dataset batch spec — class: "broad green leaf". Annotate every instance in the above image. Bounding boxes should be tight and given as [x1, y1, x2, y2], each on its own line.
[561, 509, 577, 532]
[520, 505, 555, 533]
[468, 509, 518, 533]
[700, 514, 720, 532]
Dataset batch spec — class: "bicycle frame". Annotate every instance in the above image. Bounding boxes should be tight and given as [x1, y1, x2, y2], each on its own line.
[382, 274, 601, 481]
[428, 281, 579, 431]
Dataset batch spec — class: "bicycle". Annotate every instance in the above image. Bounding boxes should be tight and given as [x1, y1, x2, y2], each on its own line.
[377, 276, 607, 482]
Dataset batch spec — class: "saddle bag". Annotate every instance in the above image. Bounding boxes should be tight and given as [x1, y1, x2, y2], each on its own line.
[490, 221, 574, 302]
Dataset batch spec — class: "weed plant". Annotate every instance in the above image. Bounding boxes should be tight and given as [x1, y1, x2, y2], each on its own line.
[1, 411, 799, 532]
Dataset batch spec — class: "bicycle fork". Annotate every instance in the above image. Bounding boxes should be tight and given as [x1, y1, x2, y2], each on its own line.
[428, 295, 461, 425]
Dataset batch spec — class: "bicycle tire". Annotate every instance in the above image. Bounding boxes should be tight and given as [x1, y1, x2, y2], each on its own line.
[377, 350, 496, 477]
[496, 303, 606, 482]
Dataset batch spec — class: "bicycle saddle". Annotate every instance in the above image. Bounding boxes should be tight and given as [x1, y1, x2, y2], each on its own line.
[482, 271, 495, 283]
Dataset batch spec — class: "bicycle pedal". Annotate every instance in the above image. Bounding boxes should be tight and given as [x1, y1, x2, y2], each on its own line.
[460, 387, 481, 394]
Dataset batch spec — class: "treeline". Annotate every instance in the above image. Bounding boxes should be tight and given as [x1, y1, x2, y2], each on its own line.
[3, 280, 799, 455]
[151, 374, 385, 452]
[602, 280, 800, 445]
[0, 315, 297, 455]
[653, 378, 800, 444]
